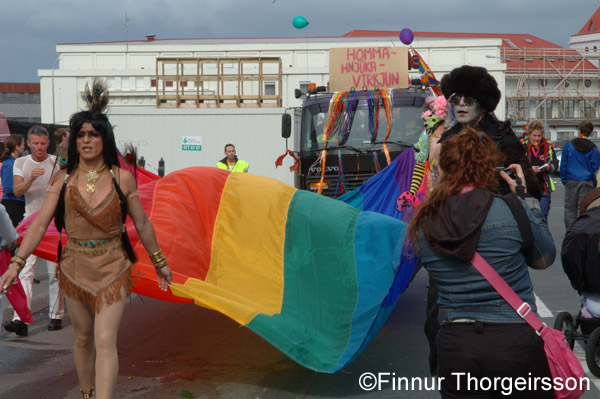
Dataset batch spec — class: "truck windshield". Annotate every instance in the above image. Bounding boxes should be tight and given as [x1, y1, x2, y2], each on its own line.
[301, 90, 426, 152]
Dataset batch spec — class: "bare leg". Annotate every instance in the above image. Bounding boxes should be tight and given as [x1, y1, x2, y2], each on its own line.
[65, 296, 95, 393]
[94, 292, 127, 399]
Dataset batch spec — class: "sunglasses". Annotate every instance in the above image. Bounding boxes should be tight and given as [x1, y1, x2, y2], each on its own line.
[449, 94, 478, 106]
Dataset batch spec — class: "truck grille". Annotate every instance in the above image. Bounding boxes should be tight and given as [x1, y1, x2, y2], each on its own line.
[305, 172, 375, 198]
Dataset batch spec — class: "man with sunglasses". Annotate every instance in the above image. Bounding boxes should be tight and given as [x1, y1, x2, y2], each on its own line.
[439, 65, 541, 200]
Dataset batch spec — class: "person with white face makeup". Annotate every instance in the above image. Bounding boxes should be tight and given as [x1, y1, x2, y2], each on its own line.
[439, 65, 542, 200]
[422, 66, 544, 377]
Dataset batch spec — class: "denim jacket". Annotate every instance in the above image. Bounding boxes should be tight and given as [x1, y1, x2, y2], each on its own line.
[417, 197, 555, 324]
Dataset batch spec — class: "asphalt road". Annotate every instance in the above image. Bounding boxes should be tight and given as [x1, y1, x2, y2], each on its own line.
[1, 180, 599, 398]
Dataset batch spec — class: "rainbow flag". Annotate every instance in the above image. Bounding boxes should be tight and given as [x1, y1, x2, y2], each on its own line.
[22, 167, 409, 373]
[412, 49, 441, 95]
[158, 168, 408, 372]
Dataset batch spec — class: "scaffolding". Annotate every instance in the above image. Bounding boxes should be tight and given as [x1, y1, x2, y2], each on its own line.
[499, 47, 600, 129]
[155, 57, 283, 108]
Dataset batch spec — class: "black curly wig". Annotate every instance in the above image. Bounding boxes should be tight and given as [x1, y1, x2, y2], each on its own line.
[440, 65, 501, 113]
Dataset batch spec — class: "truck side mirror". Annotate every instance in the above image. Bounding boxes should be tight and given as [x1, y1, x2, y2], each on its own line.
[282, 113, 291, 139]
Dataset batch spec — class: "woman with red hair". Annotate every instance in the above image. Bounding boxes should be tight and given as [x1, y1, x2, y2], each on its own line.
[410, 127, 555, 398]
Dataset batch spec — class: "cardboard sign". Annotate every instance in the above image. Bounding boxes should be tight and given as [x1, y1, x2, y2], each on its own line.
[329, 47, 408, 92]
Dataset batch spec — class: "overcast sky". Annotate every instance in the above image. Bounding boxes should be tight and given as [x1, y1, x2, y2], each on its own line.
[1, 0, 598, 83]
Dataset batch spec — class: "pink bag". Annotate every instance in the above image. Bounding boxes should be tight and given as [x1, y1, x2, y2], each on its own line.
[471, 253, 585, 399]
[0, 250, 34, 323]
[540, 327, 586, 399]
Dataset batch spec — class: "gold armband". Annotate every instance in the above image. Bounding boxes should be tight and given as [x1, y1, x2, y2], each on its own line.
[149, 249, 167, 269]
[10, 255, 26, 273]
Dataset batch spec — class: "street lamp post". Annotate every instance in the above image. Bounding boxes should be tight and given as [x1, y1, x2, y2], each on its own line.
[51, 56, 60, 125]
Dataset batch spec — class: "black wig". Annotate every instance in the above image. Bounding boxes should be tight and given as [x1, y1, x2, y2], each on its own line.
[440, 65, 501, 113]
[54, 110, 137, 263]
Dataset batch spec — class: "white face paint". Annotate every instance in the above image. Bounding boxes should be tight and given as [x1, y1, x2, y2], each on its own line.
[451, 95, 483, 126]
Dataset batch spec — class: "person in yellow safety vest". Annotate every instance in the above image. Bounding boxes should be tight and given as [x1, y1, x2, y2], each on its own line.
[216, 144, 249, 172]
[521, 119, 557, 221]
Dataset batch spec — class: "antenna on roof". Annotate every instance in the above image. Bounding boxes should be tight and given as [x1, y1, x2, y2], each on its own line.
[125, 11, 135, 67]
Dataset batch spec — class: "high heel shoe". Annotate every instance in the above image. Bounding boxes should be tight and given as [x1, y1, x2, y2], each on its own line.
[81, 385, 95, 398]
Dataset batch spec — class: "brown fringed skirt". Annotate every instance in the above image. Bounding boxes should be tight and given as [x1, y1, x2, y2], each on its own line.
[58, 237, 132, 313]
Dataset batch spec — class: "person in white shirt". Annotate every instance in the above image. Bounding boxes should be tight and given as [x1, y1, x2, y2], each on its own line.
[3, 126, 63, 336]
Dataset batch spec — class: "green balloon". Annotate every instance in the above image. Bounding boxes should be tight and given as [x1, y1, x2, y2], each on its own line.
[293, 16, 309, 29]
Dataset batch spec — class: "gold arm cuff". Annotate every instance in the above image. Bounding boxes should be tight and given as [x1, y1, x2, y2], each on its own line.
[10, 255, 26, 273]
[149, 249, 167, 268]
[149, 249, 165, 263]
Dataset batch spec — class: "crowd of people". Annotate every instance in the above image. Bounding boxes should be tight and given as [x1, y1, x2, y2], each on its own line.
[0, 65, 598, 398]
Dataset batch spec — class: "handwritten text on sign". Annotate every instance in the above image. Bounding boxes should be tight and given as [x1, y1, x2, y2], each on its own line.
[329, 47, 408, 92]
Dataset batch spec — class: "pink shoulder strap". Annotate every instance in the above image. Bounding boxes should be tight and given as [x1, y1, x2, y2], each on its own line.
[471, 252, 544, 333]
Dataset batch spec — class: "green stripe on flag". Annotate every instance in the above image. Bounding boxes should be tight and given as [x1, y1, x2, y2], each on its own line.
[247, 190, 360, 372]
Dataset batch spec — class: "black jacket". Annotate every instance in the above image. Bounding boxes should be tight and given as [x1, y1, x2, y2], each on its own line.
[561, 206, 600, 293]
[441, 113, 542, 200]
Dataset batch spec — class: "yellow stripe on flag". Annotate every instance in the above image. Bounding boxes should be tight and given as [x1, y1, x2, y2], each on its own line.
[173, 173, 296, 325]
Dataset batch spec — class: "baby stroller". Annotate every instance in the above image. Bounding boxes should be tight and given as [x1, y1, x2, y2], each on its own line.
[554, 305, 600, 377]
[556, 189, 600, 376]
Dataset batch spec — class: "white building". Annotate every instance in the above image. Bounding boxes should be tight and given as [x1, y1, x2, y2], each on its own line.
[39, 34, 507, 182]
[40, 25, 599, 181]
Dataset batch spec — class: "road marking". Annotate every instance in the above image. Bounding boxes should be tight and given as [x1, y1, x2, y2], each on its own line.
[535, 293, 554, 318]
[573, 342, 600, 390]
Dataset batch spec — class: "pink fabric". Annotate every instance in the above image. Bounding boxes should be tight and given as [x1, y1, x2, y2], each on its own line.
[460, 184, 476, 194]
[0, 250, 34, 323]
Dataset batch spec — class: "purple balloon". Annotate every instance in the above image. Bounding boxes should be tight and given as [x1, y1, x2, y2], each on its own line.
[399, 28, 414, 45]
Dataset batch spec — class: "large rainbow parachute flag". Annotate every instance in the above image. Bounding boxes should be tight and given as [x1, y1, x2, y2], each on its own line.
[19, 160, 419, 373]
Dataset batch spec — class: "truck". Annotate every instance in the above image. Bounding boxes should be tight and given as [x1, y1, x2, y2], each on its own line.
[281, 80, 428, 198]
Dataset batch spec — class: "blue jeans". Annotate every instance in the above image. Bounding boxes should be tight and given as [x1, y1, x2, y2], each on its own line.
[539, 192, 551, 221]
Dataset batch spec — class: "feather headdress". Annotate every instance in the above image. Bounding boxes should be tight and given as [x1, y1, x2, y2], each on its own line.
[82, 78, 109, 113]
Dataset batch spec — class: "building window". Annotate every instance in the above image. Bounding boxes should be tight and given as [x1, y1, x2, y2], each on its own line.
[264, 82, 276, 95]
[557, 131, 574, 141]
[299, 81, 310, 94]
[562, 100, 575, 118]
[585, 79, 592, 88]
[121, 78, 130, 89]
[536, 100, 552, 119]
[556, 100, 565, 118]
[136, 77, 144, 89]
[166, 81, 173, 87]
[581, 100, 598, 119]
[516, 99, 526, 121]
[180, 81, 188, 87]
[151, 79, 157, 87]
[539, 79, 548, 87]
[106, 78, 115, 88]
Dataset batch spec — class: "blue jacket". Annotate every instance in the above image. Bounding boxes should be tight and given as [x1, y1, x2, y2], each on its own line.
[1, 156, 24, 202]
[417, 197, 555, 324]
[560, 139, 600, 186]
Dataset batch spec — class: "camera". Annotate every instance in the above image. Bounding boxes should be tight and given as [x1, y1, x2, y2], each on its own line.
[495, 166, 515, 179]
